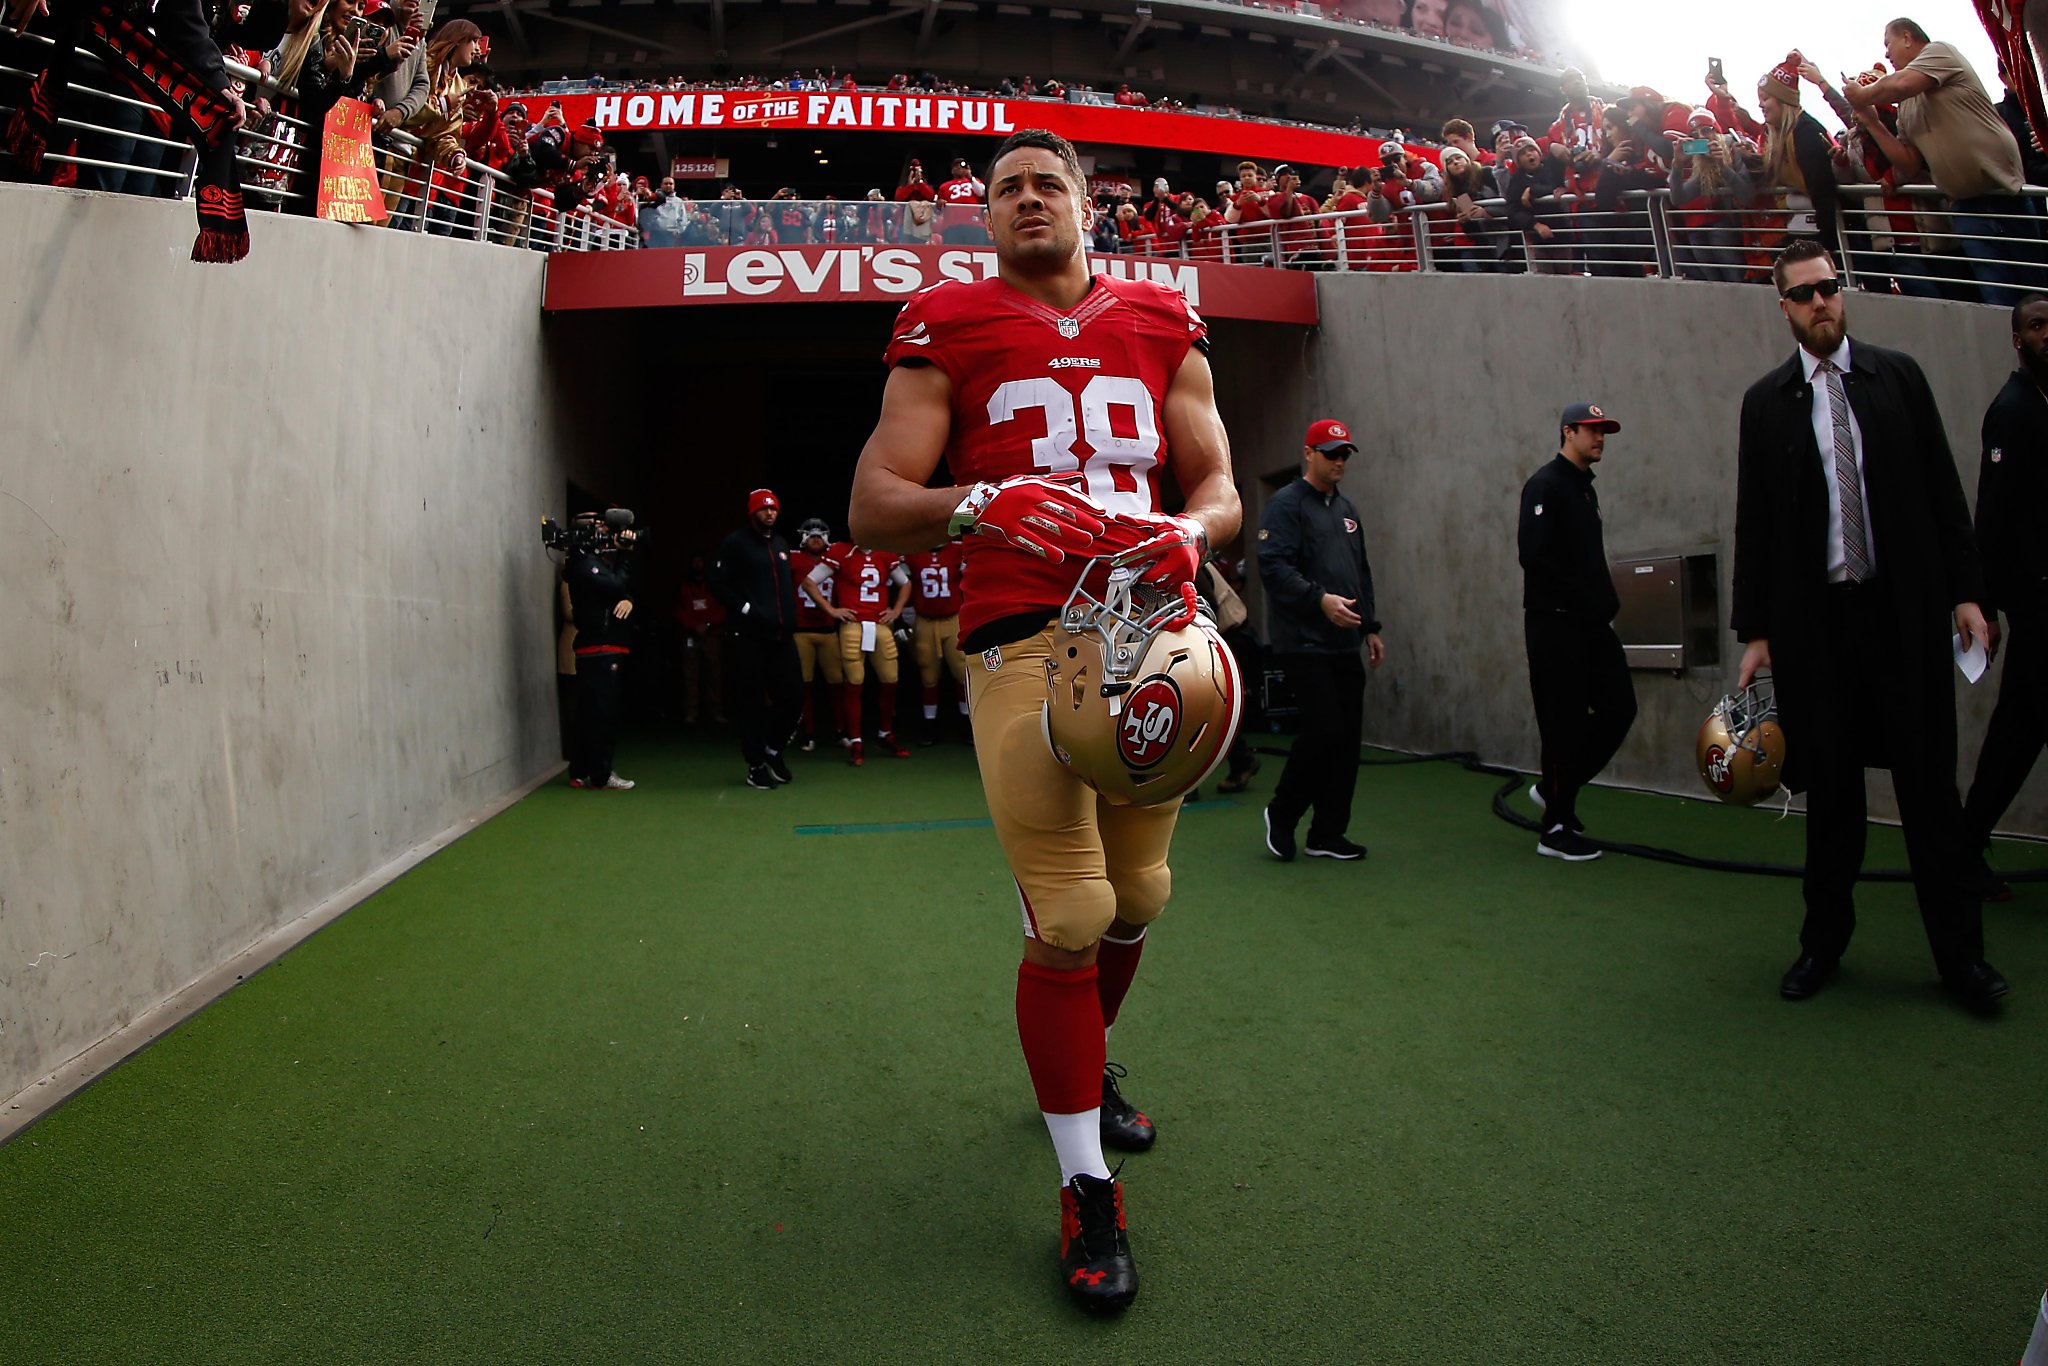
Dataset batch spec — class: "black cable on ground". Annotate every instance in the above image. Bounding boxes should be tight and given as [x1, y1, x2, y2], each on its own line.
[1243, 742, 2046, 884]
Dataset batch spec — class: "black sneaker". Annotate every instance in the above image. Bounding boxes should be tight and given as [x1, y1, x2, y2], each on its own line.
[1528, 782, 1584, 834]
[1263, 806, 1297, 862]
[1059, 1173, 1138, 1314]
[764, 751, 793, 785]
[1099, 1062, 1156, 1152]
[745, 765, 778, 791]
[1537, 825, 1601, 861]
[1304, 834, 1367, 860]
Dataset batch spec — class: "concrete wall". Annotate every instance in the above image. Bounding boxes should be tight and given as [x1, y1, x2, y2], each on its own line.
[0, 186, 579, 1107]
[1220, 272, 2040, 832]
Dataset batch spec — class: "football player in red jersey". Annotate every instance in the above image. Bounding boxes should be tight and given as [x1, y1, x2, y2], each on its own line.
[847, 128, 1240, 1315]
[805, 541, 912, 764]
[789, 519, 848, 751]
[904, 538, 969, 742]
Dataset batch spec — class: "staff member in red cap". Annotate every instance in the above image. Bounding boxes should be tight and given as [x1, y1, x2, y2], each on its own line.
[1257, 418, 1383, 862]
[709, 489, 804, 790]
[1518, 401, 1636, 861]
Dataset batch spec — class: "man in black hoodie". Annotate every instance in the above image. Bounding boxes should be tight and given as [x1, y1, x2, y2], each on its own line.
[1519, 402, 1636, 861]
[709, 488, 803, 790]
[1964, 295, 2048, 879]
[1256, 419, 1383, 863]
[564, 511, 639, 791]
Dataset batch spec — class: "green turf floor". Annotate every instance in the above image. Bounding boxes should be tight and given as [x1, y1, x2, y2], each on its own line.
[5, 732, 2047, 1365]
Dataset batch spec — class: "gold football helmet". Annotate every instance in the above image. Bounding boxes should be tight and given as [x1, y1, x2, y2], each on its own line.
[1697, 681, 1785, 805]
[1042, 563, 1243, 806]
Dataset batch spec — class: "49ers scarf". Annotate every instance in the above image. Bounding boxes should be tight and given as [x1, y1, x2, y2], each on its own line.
[7, 0, 248, 262]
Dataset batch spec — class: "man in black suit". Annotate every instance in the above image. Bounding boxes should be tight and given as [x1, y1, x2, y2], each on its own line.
[1732, 239, 2008, 1010]
[1963, 295, 2048, 875]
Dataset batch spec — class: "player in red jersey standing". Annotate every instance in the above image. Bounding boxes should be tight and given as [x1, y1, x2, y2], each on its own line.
[789, 519, 848, 751]
[903, 538, 969, 742]
[847, 128, 1240, 1314]
[805, 541, 912, 764]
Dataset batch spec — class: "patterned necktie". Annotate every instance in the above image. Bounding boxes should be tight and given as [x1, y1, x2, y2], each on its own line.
[1817, 359, 1871, 583]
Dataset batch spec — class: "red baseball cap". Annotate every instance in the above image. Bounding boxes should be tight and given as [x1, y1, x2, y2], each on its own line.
[748, 488, 779, 515]
[1305, 419, 1357, 454]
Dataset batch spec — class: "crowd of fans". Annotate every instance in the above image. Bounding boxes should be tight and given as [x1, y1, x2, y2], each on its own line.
[1375, 34, 2048, 303]
[0, 1, 640, 251]
[5, 0, 2043, 304]
[616, 29, 2045, 309]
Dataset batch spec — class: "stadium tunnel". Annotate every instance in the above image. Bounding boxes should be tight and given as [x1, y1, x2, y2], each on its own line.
[543, 294, 1314, 652]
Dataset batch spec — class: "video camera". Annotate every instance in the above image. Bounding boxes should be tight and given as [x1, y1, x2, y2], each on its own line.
[541, 507, 642, 555]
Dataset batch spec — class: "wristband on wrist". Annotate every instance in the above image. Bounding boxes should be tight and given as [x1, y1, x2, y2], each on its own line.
[948, 482, 999, 538]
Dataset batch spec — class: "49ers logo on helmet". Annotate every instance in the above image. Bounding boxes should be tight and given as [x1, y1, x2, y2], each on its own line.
[1703, 744, 1733, 793]
[1117, 676, 1183, 770]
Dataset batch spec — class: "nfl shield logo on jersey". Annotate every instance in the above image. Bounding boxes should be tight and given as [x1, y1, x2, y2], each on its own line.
[1057, 317, 1081, 340]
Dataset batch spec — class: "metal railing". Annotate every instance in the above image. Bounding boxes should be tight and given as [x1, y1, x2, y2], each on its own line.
[1144, 185, 2048, 304]
[0, 30, 638, 250]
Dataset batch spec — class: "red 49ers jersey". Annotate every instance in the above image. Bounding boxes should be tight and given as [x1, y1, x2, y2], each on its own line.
[904, 541, 966, 619]
[882, 273, 1208, 645]
[791, 549, 838, 630]
[820, 542, 907, 622]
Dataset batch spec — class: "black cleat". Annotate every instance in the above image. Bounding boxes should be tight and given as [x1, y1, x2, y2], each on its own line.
[1059, 1173, 1138, 1314]
[764, 751, 793, 785]
[1100, 1062, 1156, 1152]
[1304, 834, 1367, 860]
[745, 764, 778, 790]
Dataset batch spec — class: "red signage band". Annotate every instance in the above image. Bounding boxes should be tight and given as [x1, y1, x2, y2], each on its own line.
[507, 90, 1387, 171]
[542, 243, 1320, 326]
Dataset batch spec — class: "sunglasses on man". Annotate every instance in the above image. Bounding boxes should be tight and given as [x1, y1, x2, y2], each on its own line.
[1779, 277, 1843, 303]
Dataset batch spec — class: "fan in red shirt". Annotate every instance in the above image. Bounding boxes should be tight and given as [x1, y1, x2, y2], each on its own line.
[936, 155, 989, 244]
[804, 541, 911, 763]
[1266, 163, 1329, 268]
[904, 538, 968, 739]
[1223, 158, 1273, 263]
[846, 128, 1241, 1314]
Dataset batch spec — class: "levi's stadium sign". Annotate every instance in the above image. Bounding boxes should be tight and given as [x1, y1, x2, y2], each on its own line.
[510, 90, 1385, 169]
[543, 245, 1320, 326]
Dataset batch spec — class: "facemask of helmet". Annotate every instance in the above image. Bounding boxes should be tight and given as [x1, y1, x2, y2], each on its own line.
[1697, 680, 1785, 804]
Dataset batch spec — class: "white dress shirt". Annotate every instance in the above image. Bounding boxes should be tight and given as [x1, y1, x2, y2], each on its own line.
[1799, 338, 1879, 583]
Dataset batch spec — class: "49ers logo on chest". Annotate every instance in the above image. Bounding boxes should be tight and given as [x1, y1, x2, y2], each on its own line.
[1117, 676, 1184, 770]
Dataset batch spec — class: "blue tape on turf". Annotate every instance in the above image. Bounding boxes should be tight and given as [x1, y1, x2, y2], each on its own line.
[794, 799, 1236, 836]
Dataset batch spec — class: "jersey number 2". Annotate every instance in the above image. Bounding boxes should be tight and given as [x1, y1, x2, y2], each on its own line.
[986, 375, 1159, 514]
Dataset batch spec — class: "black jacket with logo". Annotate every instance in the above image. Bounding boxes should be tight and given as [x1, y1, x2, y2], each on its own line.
[1976, 369, 2048, 621]
[709, 527, 799, 639]
[1519, 454, 1620, 622]
[565, 550, 634, 652]
[1257, 476, 1379, 654]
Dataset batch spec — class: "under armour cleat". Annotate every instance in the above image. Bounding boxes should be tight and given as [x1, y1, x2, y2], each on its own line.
[878, 732, 912, 759]
[1059, 1172, 1138, 1314]
[848, 740, 865, 767]
[1099, 1062, 1156, 1152]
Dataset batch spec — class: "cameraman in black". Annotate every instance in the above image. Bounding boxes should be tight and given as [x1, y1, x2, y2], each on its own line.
[564, 511, 639, 791]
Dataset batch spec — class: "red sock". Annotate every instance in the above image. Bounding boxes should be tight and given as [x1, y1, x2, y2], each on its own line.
[801, 689, 816, 735]
[841, 684, 863, 741]
[922, 683, 938, 711]
[878, 682, 898, 733]
[1094, 928, 1146, 1028]
[1016, 960, 1105, 1114]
